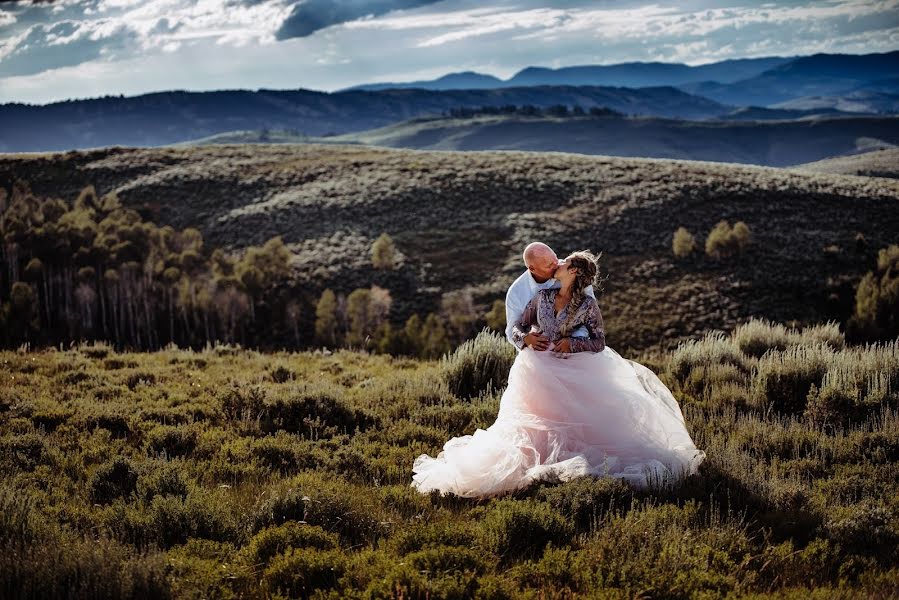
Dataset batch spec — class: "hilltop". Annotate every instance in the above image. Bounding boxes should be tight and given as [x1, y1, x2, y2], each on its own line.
[791, 148, 899, 179]
[318, 113, 899, 167]
[2, 143, 898, 352]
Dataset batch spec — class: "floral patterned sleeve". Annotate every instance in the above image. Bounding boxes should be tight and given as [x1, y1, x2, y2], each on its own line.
[511, 294, 539, 350]
[569, 298, 605, 353]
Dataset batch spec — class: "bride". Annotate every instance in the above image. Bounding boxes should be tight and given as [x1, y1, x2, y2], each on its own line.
[411, 250, 705, 498]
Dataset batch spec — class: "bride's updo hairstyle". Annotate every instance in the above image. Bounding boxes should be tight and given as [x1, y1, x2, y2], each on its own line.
[559, 250, 599, 338]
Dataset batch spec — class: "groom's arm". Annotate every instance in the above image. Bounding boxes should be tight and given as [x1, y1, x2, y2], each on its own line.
[504, 287, 523, 346]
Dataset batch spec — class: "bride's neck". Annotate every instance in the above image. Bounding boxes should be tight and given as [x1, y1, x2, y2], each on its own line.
[558, 283, 574, 298]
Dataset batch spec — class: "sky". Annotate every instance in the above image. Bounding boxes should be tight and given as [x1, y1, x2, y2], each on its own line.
[0, 0, 897, 104]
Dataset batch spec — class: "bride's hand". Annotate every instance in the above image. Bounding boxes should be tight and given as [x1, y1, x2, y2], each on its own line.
[554, 338, 572, 353]
[524, 332, 550, 351]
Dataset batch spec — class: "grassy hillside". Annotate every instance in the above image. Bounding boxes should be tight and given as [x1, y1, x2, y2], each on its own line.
[792, 148, 899, 179]
[2, 144, 899, 353]
[322, 113, 899, 167]
[2, 323, 898, 597]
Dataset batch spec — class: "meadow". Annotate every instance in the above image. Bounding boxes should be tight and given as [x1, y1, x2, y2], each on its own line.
[3, 144, 899, 353]
[2, 320, 898, 599]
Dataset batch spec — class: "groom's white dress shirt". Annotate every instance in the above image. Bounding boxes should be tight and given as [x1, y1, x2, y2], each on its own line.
[504, 270, 595, 348]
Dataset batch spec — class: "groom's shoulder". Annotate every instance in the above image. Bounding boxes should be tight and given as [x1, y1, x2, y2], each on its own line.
[507, 270, 531, 294]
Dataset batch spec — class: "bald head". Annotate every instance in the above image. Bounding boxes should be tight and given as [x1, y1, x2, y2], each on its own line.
[523, 242, 559, 283]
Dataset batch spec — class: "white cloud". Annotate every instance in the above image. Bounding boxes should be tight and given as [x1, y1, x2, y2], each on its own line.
[0, 0, 898, 104]
[0, 9, 16, 28]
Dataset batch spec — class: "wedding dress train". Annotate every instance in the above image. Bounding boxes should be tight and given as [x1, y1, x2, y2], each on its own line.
[411, 345, 706, 498]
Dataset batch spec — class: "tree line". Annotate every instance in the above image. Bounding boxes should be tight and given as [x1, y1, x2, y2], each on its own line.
[0, 181, 503, 355]
[1, 180, 295, 349]
[444, 104, 624, 119]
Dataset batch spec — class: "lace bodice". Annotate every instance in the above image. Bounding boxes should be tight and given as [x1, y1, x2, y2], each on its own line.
[511, 288, 605, 352]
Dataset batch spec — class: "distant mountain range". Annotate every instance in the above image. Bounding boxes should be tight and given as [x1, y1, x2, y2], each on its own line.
[678, 51, 899, 106]
[345, 52, 899, 106]
[0, 86, 730, 152]
[347, 51, 899, 111]
[342, 56, 794, 91]
[0, 50, 897, 153]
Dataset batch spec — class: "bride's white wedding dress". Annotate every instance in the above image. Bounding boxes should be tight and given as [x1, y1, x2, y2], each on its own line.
[411, 289, 706, 498]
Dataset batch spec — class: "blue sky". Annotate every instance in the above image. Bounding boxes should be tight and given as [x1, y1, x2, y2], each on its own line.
[0, 0, 897, 104]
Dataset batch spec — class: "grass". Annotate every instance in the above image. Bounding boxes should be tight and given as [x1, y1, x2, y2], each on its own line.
[1, 318, 897, 598]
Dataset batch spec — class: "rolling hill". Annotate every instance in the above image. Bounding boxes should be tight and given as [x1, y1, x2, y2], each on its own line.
[0, 85, 729, 153]
[315, 113, 899, 167]
[791, 148, 899, 179]
[2, 144, 898, 352]
[772, 91, 899, 114]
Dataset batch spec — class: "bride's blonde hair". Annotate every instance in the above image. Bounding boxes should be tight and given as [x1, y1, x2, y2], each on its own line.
[559, 250, 599, 337]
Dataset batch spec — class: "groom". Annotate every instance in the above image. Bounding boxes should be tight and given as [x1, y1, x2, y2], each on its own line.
[504, 242, 595, 351]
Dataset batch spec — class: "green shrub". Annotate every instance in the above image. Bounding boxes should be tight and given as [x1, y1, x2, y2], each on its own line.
[441, 328, 517, 399]
[125, 372, 157, 390]
[243, 522, 338, 567]
[849, 244, 899, 341]
[90, 456, 138, 505]
[264, 388, 377, 436]
[800, 321, 845, 350]
[668, 332, 746, 386]
[753, 345, 831, 414]
[391, 520, 478, 555]
[365, 544, 492, 598]
[705, 220, 751, 258]
[137, 460, 190, 502]
[371, 232, 398, 270]
[477, 499, 573, 564]
[249, 433, 328, 475]
[145, 424, 198, 458]
[672, 226, 696, 258]
[485, 299, 506, 332]
[145, 490, 239, 549]
[0, 431, 54, 471]
[733, 318, 791, 358]
[0, 533, 173, 600]
[262, 547, 345, 598]
[251, 475, 387, 546]
[405, 544, 488, 574]
[220, 384, 266, 422]
[366, 559, 482, 600]
[86, 412, 132, 438]
[536, 476, 635, 533]
[509, 544, 596, 594]
[824, 503, 899, 558]
[165, 539, 248, 599]
[269, 365, 295, 384]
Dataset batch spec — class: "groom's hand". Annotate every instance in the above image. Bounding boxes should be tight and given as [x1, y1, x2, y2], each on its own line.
[524, 333, 550, 351]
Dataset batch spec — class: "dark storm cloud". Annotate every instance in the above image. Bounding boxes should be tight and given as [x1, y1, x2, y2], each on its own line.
[274, 0, 444, 40]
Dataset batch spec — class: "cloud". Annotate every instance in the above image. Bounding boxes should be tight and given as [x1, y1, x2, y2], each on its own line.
[1, 0, 898, 105]
[0, 19, 137, 77]
[0, 9, 16, 27]
[274, 0, 444, 40]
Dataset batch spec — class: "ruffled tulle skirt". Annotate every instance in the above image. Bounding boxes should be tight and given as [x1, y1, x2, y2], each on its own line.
[411, 346, 705, 497]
